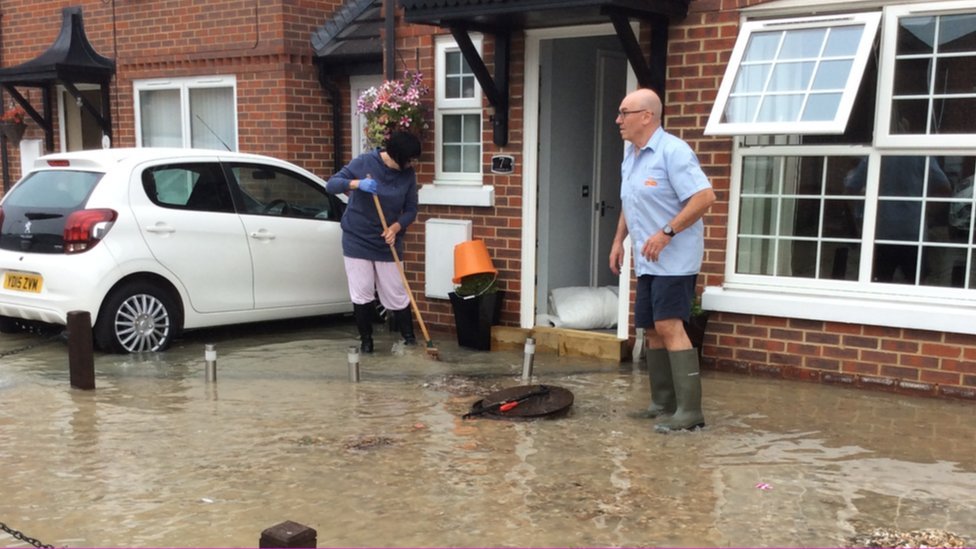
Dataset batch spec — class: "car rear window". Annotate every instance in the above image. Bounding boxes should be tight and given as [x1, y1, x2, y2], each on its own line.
[0, 170, 104, 253]
[4, 170, 103, 208]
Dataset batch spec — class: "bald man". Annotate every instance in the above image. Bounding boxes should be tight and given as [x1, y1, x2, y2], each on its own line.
[608, 88, 716, 432]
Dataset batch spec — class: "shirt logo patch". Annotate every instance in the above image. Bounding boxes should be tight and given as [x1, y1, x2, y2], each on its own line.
[644, 178, 658, 187]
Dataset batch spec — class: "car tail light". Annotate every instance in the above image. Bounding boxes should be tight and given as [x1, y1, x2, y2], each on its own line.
[64, 209, 117, 253]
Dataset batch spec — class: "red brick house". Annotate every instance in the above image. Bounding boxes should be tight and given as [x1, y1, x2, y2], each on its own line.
[1, 0, 974, 400]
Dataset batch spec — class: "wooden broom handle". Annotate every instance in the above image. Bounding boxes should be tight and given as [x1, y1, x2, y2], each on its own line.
[372, 193, 432, 343]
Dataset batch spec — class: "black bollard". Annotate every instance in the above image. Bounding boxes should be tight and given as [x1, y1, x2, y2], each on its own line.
[67, 310, 95, 390]
[259, 520, 317, 548]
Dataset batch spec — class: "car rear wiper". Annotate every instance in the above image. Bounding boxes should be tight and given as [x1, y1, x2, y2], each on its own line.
[24, 212, 64, 220]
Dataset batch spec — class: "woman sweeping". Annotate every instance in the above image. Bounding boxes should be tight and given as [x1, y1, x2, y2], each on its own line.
[327, 131, 422, 353]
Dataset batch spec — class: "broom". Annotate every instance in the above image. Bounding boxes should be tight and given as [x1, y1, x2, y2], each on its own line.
[372, 193, 439, 360]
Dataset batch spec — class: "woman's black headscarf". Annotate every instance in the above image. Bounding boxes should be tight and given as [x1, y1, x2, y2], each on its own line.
[385, 131, 422, 170]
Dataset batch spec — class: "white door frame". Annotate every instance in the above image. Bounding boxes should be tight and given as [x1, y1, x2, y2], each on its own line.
[522, 24, 637, 335]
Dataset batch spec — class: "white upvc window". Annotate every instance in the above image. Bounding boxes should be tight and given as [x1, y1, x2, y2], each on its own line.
[705, 12, 880, 136]
[707, 1, 976, 335]
[434, 34, 483, 184]
[419, 34, 493, 206]
[134, 75, 238, 151]
[877, 2, 976, 147]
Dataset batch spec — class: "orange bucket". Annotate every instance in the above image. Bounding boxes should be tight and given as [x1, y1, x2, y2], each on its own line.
[453, 240, 497, 283]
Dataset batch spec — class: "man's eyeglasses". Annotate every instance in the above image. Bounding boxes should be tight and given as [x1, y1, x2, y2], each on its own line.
[617, 109, 647, 118]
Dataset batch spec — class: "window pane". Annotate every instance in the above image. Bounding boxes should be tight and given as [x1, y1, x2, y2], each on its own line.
[737, 237, 775, 275]
[190, 87, 236, 151]
[443, 145, 461, 172]
[921, 246, 968, 287]
[462, 114, 480, 141]
[723, 96, 761, 124]
[812, 60, 853, 89]
[893, 58, 932, 95]
[872, 243, 919, 283]
[732, 64, 770, 94]
[821, 242, 860, 280]
[757, 94, 805, 122]
[802, 94, 842, 121]
[898, 16, 935, 55]
[794, 156, 823, 195]
[780, 28, 826, 59]
[935, 55, 976, 94]
[743, 32, 782, 62]
[442, 115, 461, 141]
[823, 199, 862, 238]
[938, 14, 976, 53]
[140, 89, 182, 147]
[769, 61, 816, 91]
[446, 51, 461, 75]
[742, 156, 779, 194]
[823, 26, 863, 56]
[932, 98, 976, 134]
[461, 144, 480, 173]
[445, 77, 461, 99]
[461, 76, 476, 99]
[780, 239, 817, 277]
[739, 197, 777, 235]
[781, 198, 821, 237]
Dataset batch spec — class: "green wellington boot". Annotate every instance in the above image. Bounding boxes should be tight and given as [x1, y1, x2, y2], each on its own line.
[654, 348, 705, 432]
[629, 348, 676, 419]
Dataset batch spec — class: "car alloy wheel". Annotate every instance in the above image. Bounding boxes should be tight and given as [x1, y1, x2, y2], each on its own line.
[95, 282, 180, 353]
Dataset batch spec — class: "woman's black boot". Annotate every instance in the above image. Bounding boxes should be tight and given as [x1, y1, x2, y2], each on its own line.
[394, 308, 417, 345]
[353, 304, 374, 353]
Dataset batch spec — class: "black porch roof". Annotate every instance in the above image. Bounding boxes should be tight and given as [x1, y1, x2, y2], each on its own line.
[0, 6, 114, 86]
[398, 0, 692, 29]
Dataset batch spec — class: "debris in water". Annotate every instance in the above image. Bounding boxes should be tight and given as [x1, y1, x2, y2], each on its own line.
[755, 482, 772, 491]
[343, 435, 396, 451]
[846, 528, 968, 548]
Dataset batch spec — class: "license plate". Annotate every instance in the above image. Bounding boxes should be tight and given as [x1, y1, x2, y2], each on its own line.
[3, 272, 43, 293]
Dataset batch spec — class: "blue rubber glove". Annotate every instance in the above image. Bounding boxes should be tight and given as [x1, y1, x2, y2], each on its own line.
[358, 177, 378, 194]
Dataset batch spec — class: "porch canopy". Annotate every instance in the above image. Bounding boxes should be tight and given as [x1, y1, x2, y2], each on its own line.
[0, 6, 115, 151]
[399, 0, 691, 145]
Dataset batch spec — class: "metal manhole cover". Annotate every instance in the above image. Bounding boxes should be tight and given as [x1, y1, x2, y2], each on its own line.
[462, 384, 573, 420]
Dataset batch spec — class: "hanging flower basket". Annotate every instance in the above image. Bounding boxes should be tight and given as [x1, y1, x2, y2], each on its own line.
[1, 105, 28, 143]
[356, 71, 429, 149]
[1, 122, 27, 143]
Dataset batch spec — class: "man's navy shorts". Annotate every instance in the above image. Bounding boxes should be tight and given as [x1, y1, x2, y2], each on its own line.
[634, 274, 697, 328]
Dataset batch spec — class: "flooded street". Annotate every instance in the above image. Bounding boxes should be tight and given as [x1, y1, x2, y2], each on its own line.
[2, 317, 975, 548]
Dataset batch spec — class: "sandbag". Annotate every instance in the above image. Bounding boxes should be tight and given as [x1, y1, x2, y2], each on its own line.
[548, 286, 618, 329]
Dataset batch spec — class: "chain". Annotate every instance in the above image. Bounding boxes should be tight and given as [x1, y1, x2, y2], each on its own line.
[0, 521, 55, 548]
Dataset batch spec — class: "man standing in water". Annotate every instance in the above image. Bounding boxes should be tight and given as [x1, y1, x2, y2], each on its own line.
[608, 88, 716, 432]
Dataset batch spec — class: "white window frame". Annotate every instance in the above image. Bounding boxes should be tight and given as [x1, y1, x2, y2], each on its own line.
[418, 34, 494, 207]
[705, 2, 976, 335]
[133, 75, 238, 151]
[876, 0, 976, 148]
[705, 12, 881, 136]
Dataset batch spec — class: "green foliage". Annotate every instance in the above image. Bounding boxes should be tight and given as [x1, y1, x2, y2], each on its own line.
[455, 273, 498, 297]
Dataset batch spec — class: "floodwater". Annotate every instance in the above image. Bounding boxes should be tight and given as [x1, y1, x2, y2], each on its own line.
[1, 317, 975, 548]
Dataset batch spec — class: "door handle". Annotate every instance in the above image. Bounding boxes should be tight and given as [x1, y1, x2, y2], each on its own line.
[250, 230, 276, 241]
[144, 223, 175, 234]
[599, 200, 616, 216]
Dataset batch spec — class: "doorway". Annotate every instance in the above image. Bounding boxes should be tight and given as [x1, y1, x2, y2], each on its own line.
[526, 28, 630, 331]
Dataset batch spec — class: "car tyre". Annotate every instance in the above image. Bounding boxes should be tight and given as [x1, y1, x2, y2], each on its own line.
[95, 282, 181, 353]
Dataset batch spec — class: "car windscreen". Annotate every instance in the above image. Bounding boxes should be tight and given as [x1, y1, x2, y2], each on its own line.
[0, 170, 104, 253]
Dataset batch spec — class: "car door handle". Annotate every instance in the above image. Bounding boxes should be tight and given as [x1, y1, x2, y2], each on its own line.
[144, 224, 175, 234]
[250, 230, 276, 241]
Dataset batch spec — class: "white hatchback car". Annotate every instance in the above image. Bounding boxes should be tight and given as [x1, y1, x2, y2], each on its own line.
[0, 148, 351, 353]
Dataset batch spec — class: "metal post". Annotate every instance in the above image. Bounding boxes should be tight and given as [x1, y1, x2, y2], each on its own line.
[521, 337, 535, 382]
[67, 310, 95, 390]
[204, 344, 217, 382]
[347, 346, 360, 382]
[259, 520, 317, 548]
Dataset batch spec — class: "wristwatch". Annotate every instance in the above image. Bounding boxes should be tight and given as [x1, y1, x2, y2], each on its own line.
[662, 224, 676, 237]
